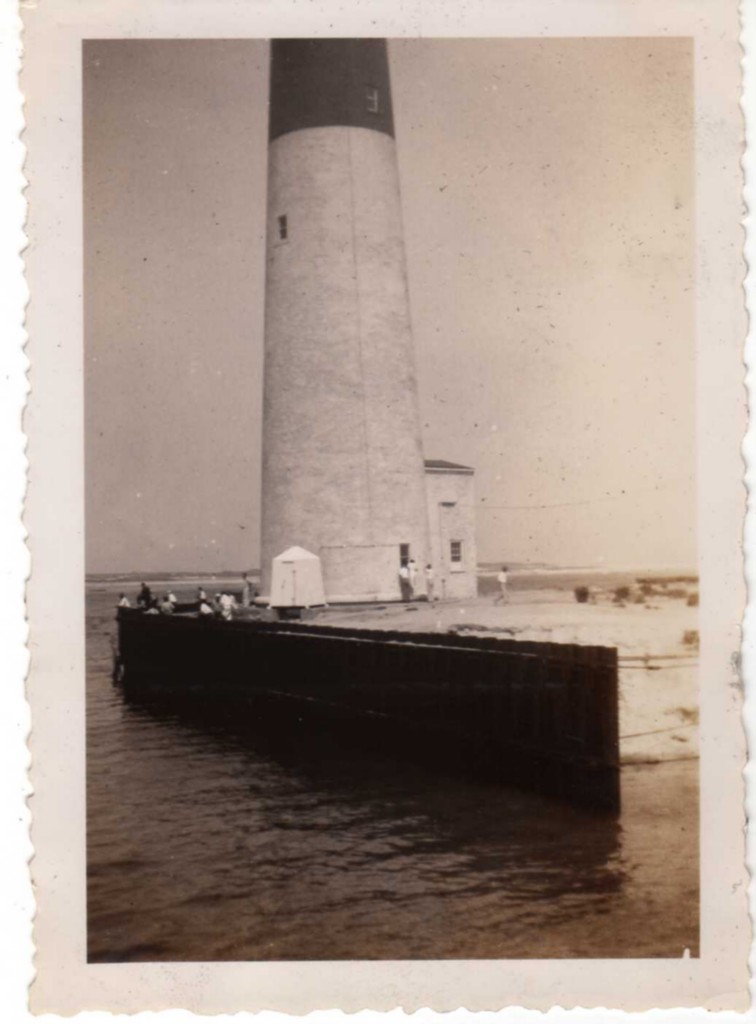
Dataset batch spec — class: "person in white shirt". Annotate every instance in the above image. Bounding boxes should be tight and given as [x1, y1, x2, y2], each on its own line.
[219, 592, 235, 620]
[117, 594, 130, 608]
[407, 559, 418, 600]
[495, 565, 509, 604]
[398, 562, 411, 602]
[424, 564, 435, 603]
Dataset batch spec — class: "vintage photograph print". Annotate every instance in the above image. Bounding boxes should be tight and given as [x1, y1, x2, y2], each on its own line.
[84, 37, 698, 963]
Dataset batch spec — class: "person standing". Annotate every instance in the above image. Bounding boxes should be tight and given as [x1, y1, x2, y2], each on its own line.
[424, 564, 435, 603]
[219, 592, 234, 620]
[495, 565, 509, 604]
[241, 573, 252, 608]
[137, 582, 152, 608]
[408, 559, 418, 601]
[398, 562, 411, 601]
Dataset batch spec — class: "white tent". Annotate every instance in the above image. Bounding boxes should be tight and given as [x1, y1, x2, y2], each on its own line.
[269, 546, 326, 609]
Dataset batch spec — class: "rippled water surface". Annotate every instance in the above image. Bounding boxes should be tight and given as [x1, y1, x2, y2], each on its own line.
[87, 586, 698, 960]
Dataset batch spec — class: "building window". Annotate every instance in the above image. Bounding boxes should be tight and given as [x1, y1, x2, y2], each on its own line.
[277, 214, 288, 241]
[366, 86, 380, 113]
[399, 543, 410, 565]
[450, 540, 462, 564]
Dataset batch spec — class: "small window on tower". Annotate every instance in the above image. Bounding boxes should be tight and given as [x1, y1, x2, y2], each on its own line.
[366, 86, 380, 113]
[399, 543, 410, 565]
[277, 214, 288, 241]
[450, 540, 462, 564]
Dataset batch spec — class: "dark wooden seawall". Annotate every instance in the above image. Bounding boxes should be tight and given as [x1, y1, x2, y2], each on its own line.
[116, 611, 620, 812]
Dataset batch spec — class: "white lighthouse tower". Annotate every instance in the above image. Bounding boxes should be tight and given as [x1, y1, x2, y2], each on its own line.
[260, 39, 431, 602]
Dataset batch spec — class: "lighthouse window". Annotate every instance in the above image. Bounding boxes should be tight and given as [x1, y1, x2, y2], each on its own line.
[450, 540, 462, 564]
[277, 214, 288, 240]
[399, 542, 410, 565]
[365, 86, 380, 113]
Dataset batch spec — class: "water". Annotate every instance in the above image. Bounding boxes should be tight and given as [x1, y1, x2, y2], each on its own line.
[87, 585, 698, 961]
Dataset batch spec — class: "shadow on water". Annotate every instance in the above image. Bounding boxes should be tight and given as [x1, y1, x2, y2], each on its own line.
[118, 682, 625, 901]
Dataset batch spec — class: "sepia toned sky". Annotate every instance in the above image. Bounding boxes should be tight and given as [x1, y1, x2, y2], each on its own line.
[84, 37, 694, 574]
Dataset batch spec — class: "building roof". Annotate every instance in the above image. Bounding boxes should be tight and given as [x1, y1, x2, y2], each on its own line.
[424, 459, 475, 474]
[272, 545, 320, 562]
[269, 40, 395, 142]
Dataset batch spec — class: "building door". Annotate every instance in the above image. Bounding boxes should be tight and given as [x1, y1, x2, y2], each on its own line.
[437, 502, 458, 599]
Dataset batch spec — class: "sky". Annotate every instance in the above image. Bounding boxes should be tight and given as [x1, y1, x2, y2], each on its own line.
[84, 37, 694, 574]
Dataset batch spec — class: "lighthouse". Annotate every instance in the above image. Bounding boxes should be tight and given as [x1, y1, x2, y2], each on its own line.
[260, 39, 431, 602]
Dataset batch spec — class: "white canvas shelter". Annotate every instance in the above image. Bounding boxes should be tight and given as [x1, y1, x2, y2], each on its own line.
[269, 546, 326, 609]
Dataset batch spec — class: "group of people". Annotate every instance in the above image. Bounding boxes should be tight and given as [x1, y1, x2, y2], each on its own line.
[398, 559, 436, 602]
[196, 587, 238, 621]
[395, 562, 509, 604]
[117, 566, 510, 612]
[117, 583, 179, 615]
[118, 574, 258, 621]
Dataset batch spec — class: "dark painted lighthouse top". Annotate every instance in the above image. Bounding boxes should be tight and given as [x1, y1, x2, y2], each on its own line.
[269, 39, 395, 141]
